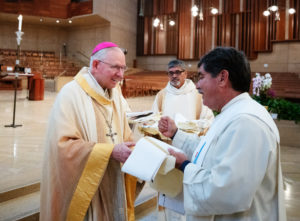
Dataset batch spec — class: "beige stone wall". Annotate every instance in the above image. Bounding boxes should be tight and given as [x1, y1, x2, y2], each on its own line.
[67, 23, 111, 67]
[0, 22, 67, 56]
[250, 42, 300, 73]
[93, 0, 138, 67]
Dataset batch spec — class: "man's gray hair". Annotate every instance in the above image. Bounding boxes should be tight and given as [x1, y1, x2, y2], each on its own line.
[167, 59, 186, 70]
[89, 47, 122, 69]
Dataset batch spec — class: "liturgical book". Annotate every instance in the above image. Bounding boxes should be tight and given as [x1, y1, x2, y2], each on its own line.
[122, 136, 185, 213]
[121, 136, 182, 182]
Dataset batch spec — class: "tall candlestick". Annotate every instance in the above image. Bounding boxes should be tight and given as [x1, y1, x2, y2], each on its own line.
[5, 15, 24, 128]
[18, 15, 23, 31]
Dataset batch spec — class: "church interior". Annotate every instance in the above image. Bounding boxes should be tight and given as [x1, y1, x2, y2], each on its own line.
[0, 0, 300, 220]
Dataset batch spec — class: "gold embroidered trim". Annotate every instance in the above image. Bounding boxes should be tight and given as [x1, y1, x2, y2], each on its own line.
[66, 143, 113, 221]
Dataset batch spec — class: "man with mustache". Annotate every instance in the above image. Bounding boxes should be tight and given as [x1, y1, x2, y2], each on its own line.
[152, 59, 213, 123]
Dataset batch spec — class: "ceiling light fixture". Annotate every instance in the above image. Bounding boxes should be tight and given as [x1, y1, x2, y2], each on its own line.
[191, 5, 218, 19]
[169, 20, 175, 26]
[263, 10, 271, 16]
[210, 7, 218, 15]
[153, 18, 160, 27]
[263, 5, 278, 17]
[263, 5, 296, 21]
[288, 8, 296, 14]
[269, 5, 279, 12]
[191, 5, 199, 17]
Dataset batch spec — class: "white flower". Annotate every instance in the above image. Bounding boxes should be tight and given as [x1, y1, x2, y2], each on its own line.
[252, 73, 272, 96]
[265, 73, 271, 78]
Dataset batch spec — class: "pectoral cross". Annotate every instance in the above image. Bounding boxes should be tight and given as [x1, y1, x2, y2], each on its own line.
[106, 126, 117, 143]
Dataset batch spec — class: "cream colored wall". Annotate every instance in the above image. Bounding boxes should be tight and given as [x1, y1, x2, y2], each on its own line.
[93, 0, 138, 67]
[0, 21, 67, 56]
[67, 23, 111, 67]
[250, 42, 300, 73]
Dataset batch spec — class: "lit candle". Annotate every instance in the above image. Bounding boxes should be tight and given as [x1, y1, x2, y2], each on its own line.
[18, 15, 23, 31]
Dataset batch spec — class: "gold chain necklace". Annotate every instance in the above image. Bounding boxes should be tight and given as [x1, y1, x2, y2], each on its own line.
[98, 106, 117, 143]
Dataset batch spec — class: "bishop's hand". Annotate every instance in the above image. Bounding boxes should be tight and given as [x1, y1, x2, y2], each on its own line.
[158, 116, 178, 138]
[111, 142, 135, 163]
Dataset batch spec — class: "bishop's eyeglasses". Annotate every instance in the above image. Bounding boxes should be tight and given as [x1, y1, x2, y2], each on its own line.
[97, 60, 128, 72]
[167, 70, 185, 76]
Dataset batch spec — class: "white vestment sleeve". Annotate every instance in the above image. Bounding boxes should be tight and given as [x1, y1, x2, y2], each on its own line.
[172, 129, 202, 159]
[183, 115, 277, 216]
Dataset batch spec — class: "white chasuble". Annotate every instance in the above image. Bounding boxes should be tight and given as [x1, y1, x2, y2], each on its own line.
[40, 67, 136, 221]
[172, 93, 286, 221]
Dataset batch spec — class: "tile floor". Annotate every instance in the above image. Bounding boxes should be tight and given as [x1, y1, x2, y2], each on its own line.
[0, 90, 299, 220]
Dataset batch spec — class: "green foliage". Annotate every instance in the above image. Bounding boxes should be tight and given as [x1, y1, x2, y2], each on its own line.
[213, 110, 220, 116]
[252, 95, 300, 123]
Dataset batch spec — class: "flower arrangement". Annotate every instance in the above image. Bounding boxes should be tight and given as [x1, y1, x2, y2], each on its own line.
[252, 72, 300, 123]
[252, 73, 275, 106]
[252, 72, 273, 97]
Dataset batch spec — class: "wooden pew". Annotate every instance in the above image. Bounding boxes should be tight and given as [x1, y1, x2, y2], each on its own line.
[121, 70, 200, 98]
[0, 48, 81, 80]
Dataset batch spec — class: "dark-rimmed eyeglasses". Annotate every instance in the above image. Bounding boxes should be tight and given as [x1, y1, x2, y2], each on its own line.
[97, 60, 128, 72]
[167, 70, 185, 76]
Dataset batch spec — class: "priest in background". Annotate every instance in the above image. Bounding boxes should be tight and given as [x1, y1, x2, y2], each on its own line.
[40, 42, 140, 221]
[152, 60, 214, 221]
[152, 60, 214, 220]
[158, 47, 286, 221]
[152, 59, 214, 125]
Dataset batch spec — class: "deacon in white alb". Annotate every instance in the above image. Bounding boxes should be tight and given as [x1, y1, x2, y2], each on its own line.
[158, 47, 286, 221]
